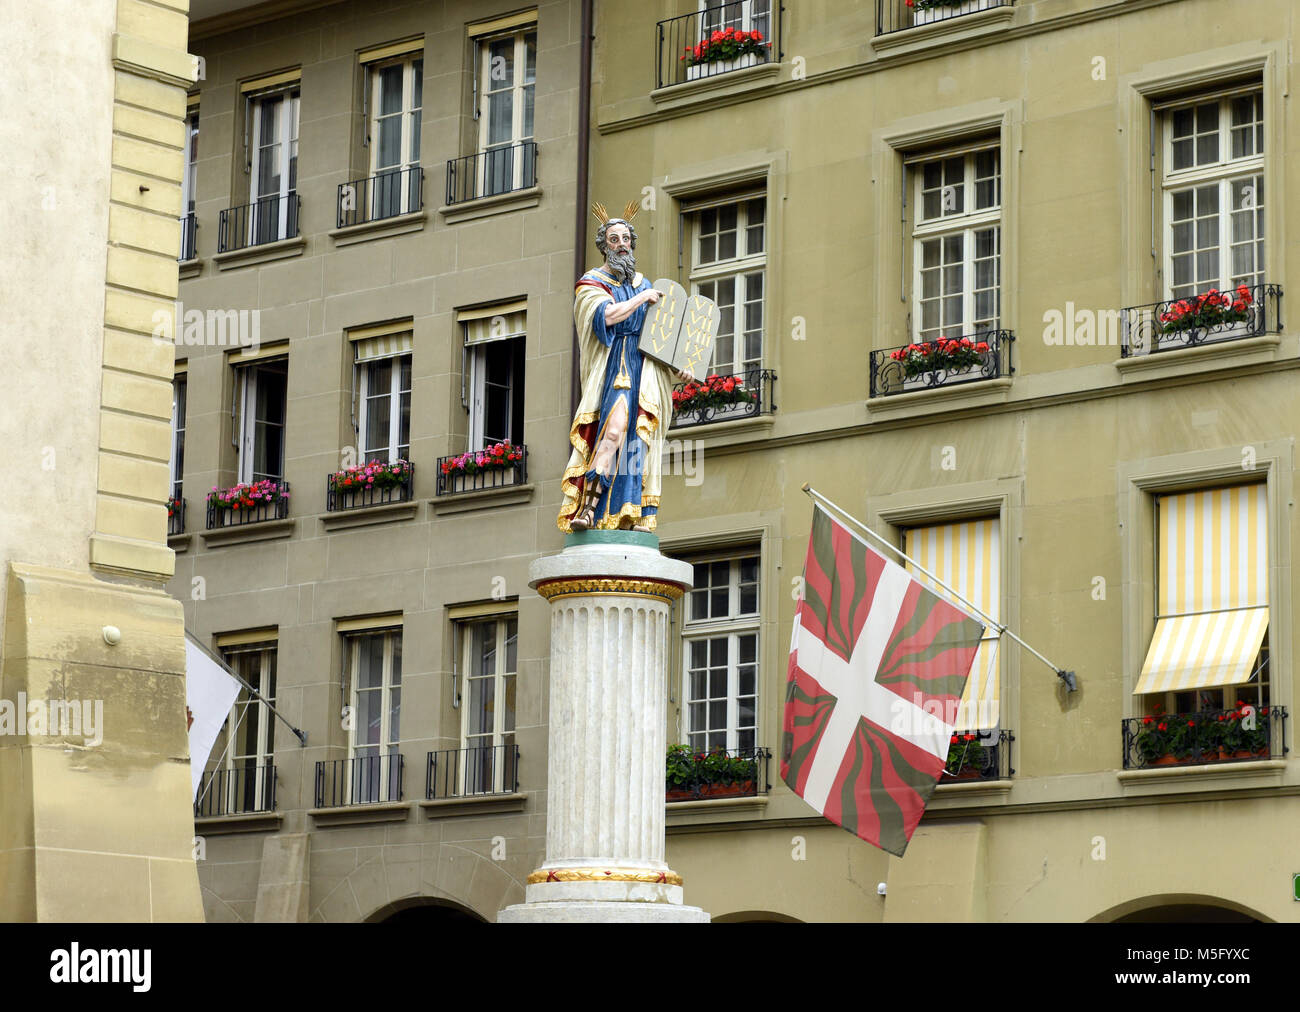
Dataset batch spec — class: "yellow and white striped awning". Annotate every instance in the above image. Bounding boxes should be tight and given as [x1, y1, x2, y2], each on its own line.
[349, 321, 413, 363]
[905, 517, 1000, 731]
[1135, 484, 1268, 694]
[459, 302, 526, 346]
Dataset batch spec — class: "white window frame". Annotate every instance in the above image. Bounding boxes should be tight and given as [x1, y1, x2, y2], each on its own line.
[220, 643, 277, 813]
[458, 616, 518, 795]
[1160, 89, 1265, 302]
[248, 88, 299, 244]
[699, 0, 772, 37]
[234, 358, 287, 485]
[345, 629, 403, 804]
[466, 338, 522, 450]
[680, 552, 761, 754]
[169, 375, 186, 500]
[687, 196, 767, 376]
[357, 353, 411, 463]
[910, 145, 1002, 343]
[180, 109, 199, 258]
[368, 55, 423, 216]
[476, 27, 537, 195]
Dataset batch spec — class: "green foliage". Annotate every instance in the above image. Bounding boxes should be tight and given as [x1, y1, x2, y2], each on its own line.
[665, 744, 758, 791]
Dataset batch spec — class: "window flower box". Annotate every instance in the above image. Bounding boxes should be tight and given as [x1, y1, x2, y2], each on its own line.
[1155, 284, 1254, 350]
[665, 743, 769, 802]
[205, 479, 290, 529]
[893, 337, 990, 391]
[436, 442, 528, 497]
[326, 459, 414, 512]
[910, 0, 996, 27]
[682, 27, 769, 82]
[671, 373, 759, 417]
[1125, 704, 1282, 769]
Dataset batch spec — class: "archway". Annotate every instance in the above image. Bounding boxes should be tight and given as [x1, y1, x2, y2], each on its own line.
[365, 896, 489, 924]
[1091, 894, 1269, 924]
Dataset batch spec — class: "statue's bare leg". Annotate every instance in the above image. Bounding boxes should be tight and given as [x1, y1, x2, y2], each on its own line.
[572, 397, 628, 531]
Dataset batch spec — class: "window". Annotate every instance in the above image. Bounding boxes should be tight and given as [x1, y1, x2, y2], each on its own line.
[219, 641, 277, 813]
[180, 108, 198, 260]
[1160, 89, 1264, 300]
[910, 146, 1001, 343]
[345, 628, 403, 803]
[460, 306, 526, 449]
[700, 0, 771, 37]
[458, 616, 518, 794]
[1136, 485, 1269, 712]
[368, 54, 423, 218]
[349, 327, 413, 464]
[170, 375, 186, 501]
[234, 357, 288, 484]
[903, 518, 1001, 733]
[688, 196, 766, 375]
[681, 553, 760, 753]
[476, 27, 537, 195]
[248, 88, 300, 244]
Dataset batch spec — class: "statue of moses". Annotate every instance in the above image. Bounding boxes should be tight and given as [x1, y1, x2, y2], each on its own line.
[557, 201, 693, 534]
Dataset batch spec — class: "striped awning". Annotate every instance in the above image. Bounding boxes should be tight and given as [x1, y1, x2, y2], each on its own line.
[905, 517, 1000, 731]
[1135, 484, 1268, 694]
[349, 321, 413, 363]
[460, 303, 526, 346]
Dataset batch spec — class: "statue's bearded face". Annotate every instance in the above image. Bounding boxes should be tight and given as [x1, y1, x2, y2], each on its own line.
[601, 222, 636, 284]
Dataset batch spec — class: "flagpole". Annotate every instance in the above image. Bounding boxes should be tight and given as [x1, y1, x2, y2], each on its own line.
[800, 484, 1078, 691]
[187, 633, 309, 745]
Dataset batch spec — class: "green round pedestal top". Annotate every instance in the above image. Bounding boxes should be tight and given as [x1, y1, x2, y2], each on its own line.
[563, 530, 660, 550]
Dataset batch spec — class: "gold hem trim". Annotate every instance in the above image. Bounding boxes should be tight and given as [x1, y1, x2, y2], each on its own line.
[527, 867, 684, 886]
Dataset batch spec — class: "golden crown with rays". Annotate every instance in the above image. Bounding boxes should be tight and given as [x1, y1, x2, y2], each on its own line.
[591, 200, 641, 225]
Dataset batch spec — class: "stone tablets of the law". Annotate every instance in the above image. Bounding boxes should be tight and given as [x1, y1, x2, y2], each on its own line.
[637, 278, 720, 376]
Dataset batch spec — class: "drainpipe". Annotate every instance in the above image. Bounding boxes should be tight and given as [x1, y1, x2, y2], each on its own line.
[570, 0, 593, 417]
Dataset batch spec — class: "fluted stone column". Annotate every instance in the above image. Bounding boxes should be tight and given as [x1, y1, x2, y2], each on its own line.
[498, 532, 709, 923]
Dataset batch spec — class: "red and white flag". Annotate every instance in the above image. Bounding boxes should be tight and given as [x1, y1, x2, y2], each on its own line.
[782, 505, 985, 856]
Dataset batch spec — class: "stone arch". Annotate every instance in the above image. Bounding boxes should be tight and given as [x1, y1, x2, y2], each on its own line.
[365, 896, 488, 924]
[1089, 893, 1271, 923]
[712, 909, 804, 923]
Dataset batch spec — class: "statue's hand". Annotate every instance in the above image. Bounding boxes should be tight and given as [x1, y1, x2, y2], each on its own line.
[676, 368, 696, 384]
[643, 289, 661, 306]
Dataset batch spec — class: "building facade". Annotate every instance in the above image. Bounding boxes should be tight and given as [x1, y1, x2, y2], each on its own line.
[178, 0, 1299, 923]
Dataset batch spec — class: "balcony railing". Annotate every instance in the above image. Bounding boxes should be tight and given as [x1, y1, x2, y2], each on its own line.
[655, 3, 782, 90]
[337, 167, 423, 229]
[870, 329, 1014, 398]
[877, 0, 1014, 36]
[1119, 283, 1283, 358]
[939, 729, 1014, 783]
[217, 193, 301, 253]
[666, 746, 772, 802]
[179, 212, 197, 262]
[195, 763, 277, 817]
[315, 753, 404, 808]
[446, 143, 538, 205]
[436, 445, 528, 497]
[167, 495, 185, 536]
[326, 464, 414, 512]
[205, 480, 290, 530]
[426, 745, 521, 799]
[670, 367, 777, 429]
[1122, 705, 1288, 771]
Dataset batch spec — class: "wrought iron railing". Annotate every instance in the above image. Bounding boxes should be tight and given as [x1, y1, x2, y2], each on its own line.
[656, 3, 782, 90]
[426, 745, 521, 799]
[205, 481, 290, 530]
[167, 495, 185, 536]
[877, 0, 1014, 36]
[195, 763, 277, 817]
[217, 193, 301, 253]
[939, 729, 1014, 783]
[670, 367, 777, 429]
[446, 142, 538, 205]
[326, 464, 414, 512]
[315, 753, 405, 808]
[436, 445, 528, 496]
[1122, 705, 1288, 770]
[666, 746, 772, 802]
[1119, 283, 1283, 357]
[179, 212, 197, 262]
[870, 329, 1014, 398]
[337, 167, 423, 228]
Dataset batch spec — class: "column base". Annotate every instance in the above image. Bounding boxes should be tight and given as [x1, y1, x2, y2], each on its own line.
[498, 900, 711, 924]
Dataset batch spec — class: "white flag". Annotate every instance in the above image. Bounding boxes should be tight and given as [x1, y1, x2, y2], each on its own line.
[185, 633, 242, 799]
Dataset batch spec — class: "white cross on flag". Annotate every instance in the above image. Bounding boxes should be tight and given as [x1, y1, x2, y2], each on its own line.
[781, 505, 985, 856]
